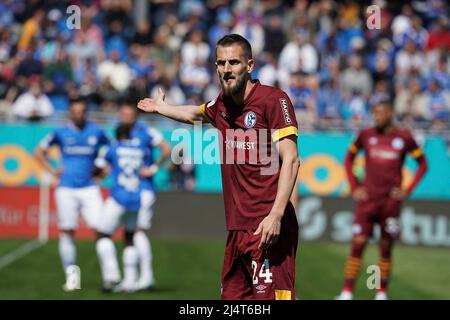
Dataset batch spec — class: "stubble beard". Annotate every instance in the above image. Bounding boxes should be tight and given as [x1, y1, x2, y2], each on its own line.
[221, 74, 247, 97]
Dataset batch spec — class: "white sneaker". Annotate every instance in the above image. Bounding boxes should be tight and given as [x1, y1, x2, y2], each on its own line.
[374, 291, 388, 300]
[62, 265, 81, 292]
[113, 280, 137, 293]
[335, 291, 353, 300]
[101, 280, 121, 293]
[135, 276, 155, 291]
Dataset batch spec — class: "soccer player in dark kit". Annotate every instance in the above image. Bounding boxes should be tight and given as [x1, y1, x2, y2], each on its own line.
[137, 34, 300, 300]
[336, 99, 428, 300]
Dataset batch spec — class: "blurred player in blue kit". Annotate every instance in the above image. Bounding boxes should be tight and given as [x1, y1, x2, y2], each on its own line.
[94, 103, 171, 292]
[34, 98, 109, 291]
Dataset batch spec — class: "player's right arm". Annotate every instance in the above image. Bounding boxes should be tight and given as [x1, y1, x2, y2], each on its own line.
[33, 132, 62, 178]
[137, 88, 208, 125]
[344, 132, 367, 201]
[92, 146, 111, 179]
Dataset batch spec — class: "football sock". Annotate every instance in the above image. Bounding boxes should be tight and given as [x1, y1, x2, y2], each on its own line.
[96, 237, 120, 284]
[379, 258, 392, 292]
[59, 233, 76, 271]
[379, 238, 393, 292]
[343, 236, 366, 292]
[123, 245, 139, 285]
[133, 231, 154, 283]
[343, 256, 362, 291]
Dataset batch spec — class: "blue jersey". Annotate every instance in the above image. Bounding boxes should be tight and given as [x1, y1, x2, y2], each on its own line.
[40, 121, 109, 188]
[97, 140, 150, 211]
[120, 122, 163, 191]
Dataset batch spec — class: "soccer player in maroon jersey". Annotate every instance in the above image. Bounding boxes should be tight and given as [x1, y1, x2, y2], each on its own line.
[336, 99, 428, 300]
[137, 34, 300, 300]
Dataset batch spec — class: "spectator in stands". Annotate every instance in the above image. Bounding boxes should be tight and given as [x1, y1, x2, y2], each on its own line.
[263, 14, 285, 59]
[426, 78, 450, 127]
[426, 16, 450, 52]
[232, 2, 264, 57]
[17, 9, 44, 51]
[318, 76, 343, 122]
[257, 52, 278, 87]
[97, 49, 131, 94]
[181, 29, 210, 68]
[341, 88, 369, 127]
[278, 29, 318, 91]
[16, 46, 43, 81]
[396, 39, 424, 76]
[287, 71, 317, 127]
[395, 77, 428, 123]
[340, 54, 372, 100]
[12, 75, 54, 121]
[208, 8, 233, 52]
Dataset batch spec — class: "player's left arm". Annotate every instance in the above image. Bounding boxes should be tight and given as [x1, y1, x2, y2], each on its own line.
[405, 147, 428, 196]
[255, 136, 300, 250]
[391, 135, 428, 200]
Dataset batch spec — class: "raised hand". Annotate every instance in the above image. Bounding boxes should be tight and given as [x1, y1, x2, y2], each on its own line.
[137, 88, 166, 113]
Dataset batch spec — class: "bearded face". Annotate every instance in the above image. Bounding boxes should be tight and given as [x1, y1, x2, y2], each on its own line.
[215, 44, 253, 97]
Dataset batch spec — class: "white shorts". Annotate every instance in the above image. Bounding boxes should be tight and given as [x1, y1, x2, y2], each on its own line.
[137, 190, 156, 230]
[55, 185, 103, 231]
[96, 197, 139, 235]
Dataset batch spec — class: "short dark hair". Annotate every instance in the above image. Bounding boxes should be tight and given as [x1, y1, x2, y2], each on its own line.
[375, 97, 394, 110]
[119, 100, 136, 110]
[216, 34, 252, 60]
[69, 97, 86, 107]
[115, 124, 131, 140]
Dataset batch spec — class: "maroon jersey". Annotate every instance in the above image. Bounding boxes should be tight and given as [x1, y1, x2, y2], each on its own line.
[348, 127, 423, 199]
[200, 80, 298, 230]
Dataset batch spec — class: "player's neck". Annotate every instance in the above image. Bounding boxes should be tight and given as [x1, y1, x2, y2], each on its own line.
[72, 120, 86, 130]
[376, 124, 394, 135]
[231, 79, 255, 105]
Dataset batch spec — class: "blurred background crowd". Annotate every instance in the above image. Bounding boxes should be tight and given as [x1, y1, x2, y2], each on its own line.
[0, 0, 449, 133]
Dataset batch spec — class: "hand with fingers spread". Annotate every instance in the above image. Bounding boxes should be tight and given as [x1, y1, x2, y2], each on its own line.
[137, 88, 166, 113]
[254, 211, 283, 251]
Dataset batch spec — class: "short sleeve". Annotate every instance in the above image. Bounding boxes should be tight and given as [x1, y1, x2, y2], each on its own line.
[98, 129, 110, 146]
[404, 131, 423, 159]
[267, 91, 298, 142]
[146, 127, 163, 146]
[200, 97, 218, 125]
[349, 131, 365, 154]
[39, 132, 58, 150]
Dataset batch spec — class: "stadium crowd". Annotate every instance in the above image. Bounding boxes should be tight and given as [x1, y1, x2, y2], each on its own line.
[0, 0, 449, 132]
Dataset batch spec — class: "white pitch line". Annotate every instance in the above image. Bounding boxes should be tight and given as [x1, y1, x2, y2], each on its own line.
[0, 240, 46, 271]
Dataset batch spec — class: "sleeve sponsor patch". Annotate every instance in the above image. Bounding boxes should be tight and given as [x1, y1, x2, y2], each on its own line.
[279, 98, 292, 125]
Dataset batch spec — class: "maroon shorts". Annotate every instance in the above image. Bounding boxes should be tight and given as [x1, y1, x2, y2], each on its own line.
[221, 208, 298, 300]
[353, 197, 402, 240]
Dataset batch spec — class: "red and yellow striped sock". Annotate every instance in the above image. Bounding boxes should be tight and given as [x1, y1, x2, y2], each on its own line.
[343, 256, 362, 292]
[379, 258, 391, 292]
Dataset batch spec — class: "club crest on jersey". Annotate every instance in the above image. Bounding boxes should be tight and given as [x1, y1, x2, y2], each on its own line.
[392, 137, 404, 150]
[369, 137, 378, 145]
[244, 111, 257, 128]
[87, 136, 97, 145]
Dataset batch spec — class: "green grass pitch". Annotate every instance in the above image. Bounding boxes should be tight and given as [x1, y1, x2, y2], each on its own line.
[0, 239, 448, 299]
